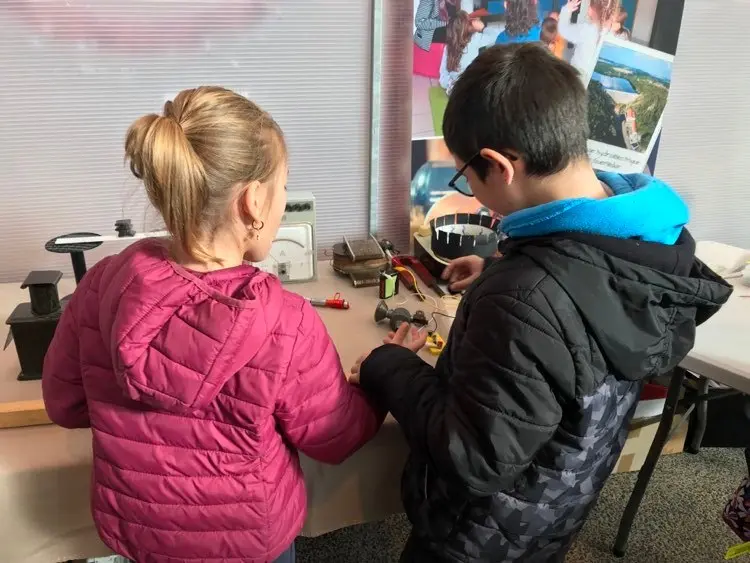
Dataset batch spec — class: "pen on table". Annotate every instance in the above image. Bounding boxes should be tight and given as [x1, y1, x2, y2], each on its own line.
[307, 296, 350, 309]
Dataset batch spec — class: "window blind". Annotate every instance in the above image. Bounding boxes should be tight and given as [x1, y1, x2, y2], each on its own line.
[372, 0, 413, 252]
[655, 0, 750, 249]
[0, 0, 373, 282]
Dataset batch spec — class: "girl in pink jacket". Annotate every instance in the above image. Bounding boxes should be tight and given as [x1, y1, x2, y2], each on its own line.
[42, 86, 384, 563]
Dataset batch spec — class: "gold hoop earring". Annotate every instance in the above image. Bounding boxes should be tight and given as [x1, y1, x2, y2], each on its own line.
[248, 219, 264, 241]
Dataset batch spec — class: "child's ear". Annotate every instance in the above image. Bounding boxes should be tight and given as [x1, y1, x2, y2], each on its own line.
[238, 180, 263, 224]
[479, 148, 517, 185]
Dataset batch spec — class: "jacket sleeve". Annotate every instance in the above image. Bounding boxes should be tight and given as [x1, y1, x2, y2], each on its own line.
[557, 3, 587, 44]
[42, 289, 90, 429]
[360, 294, 568, 495]
[276, 301, 385, 465]
[415, 0, 445, 31]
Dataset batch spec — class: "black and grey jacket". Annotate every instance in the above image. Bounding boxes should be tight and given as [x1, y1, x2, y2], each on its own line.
[414, 0, 447, 51]
[360, 231, 732, 562]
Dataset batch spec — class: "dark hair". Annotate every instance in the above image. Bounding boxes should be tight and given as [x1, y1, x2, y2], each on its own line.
[443, 43, 589, 178]
[541, 16, 558, 45]
[504, 0, 539, 37]
[615, 27, 632, 40]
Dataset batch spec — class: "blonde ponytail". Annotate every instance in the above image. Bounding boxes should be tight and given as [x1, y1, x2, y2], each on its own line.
[124, 87, 286, 265]
[125, 111, 210, 262]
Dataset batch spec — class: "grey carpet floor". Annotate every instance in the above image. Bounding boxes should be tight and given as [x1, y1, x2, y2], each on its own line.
[296, 449, 746, 563]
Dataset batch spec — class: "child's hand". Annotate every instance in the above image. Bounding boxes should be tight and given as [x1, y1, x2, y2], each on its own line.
[348, 324, 428, 385]
[442, 255, 484, 291]
[384, 322, 428, 352]
[566, 0, 581, 11]
[349, 354, 368, 385]
[470, 18, 486, 32]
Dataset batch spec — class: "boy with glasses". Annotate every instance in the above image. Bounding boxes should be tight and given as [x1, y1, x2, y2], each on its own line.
[351, 43, 732, 562]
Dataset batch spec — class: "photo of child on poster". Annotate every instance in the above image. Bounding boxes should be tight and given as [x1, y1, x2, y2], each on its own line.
[410, 1, 684, 238]
[412, 0, 685, 155]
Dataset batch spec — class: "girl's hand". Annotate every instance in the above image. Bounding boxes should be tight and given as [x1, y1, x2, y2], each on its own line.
[349, 353, 368, 385]
[566, 0, 582, 11]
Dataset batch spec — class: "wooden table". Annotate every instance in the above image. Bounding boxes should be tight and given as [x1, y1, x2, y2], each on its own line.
[0, 263, 455, 563]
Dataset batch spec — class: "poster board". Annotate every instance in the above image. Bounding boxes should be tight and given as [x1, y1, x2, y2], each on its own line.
[587, 37, 673, 173]
[410, 0, 686, 229]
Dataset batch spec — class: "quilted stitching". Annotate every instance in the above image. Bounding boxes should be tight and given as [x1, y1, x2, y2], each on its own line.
[42, 239, 383, 562]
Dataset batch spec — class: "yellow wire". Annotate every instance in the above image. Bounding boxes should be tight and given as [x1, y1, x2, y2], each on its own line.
[393, 265, 461, 311]
[390, 267, 460, 341]
[394, 266, 426, 301]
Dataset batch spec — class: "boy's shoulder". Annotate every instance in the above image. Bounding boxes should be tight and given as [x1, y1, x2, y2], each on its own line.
[466, 241, 585, 336]
[472, 251, 552, 303]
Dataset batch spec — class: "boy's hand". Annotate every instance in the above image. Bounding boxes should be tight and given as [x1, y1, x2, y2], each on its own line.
[442, 255, 484, 291]
[349, 323, 428, 384]
[384, 322, 428, 352]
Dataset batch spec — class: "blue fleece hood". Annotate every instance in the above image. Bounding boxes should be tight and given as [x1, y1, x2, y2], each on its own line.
[500, 172, 689, 245]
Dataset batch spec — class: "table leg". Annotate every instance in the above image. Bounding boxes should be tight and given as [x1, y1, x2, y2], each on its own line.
[612, 368, 685, 558]
[685, 376, 710, 455]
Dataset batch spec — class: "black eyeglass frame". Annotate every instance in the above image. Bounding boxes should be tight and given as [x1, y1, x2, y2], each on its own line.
[448, 150, 518, 196]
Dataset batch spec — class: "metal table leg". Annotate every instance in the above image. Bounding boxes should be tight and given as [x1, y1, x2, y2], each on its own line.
[612, 368, 686, 557]
[685, 376, 710, 454]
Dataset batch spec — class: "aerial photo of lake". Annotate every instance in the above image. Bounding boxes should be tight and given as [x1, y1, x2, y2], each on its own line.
[591, 72, 637, 93]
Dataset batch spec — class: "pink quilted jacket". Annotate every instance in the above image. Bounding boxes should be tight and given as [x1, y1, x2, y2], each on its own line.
[42, 239, 384, 563]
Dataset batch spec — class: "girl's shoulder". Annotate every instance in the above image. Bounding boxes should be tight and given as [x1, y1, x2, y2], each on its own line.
[274, 287, 324, 338]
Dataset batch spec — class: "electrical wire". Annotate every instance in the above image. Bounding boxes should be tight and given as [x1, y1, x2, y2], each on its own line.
[441, 294, 462, 306]
[429, 311, 456, 333]
[327, 243, 461, 332]
[390, 294, 410, 306]
[390, 267, 457, 333]
[393, 266, 426, 301]
[417, 290, 441, 310]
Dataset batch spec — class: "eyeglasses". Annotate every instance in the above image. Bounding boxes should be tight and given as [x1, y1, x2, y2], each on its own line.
[448, 150, 518, 197]
[448, 154, 478, 197]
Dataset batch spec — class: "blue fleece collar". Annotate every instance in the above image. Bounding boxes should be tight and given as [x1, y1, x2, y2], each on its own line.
[500, 172, 689, 245]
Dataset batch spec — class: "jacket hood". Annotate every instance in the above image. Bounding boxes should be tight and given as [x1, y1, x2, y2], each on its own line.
[95, 238, 284, 413]
[501, 173, 690, 245]
[502, 230, 733, 381]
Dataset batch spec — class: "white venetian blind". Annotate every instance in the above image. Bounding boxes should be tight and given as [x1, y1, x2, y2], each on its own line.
[0, 0, 373, 282]
[656, 0, 750, 249]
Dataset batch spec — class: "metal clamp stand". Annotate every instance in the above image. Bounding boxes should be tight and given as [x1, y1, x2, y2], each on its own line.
[45, 232, 102, 285]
